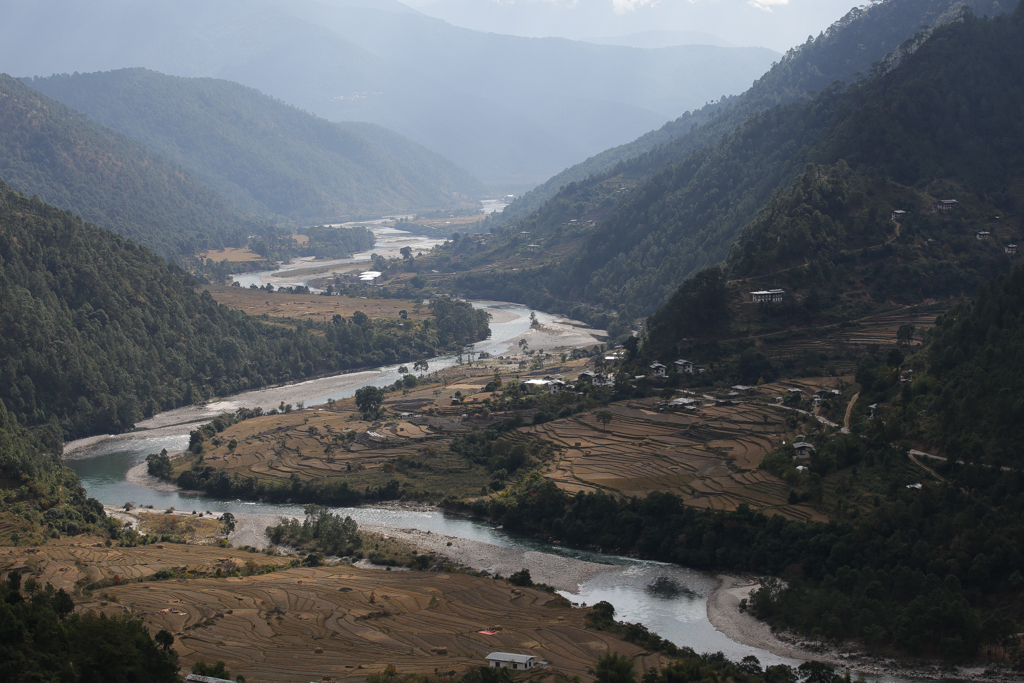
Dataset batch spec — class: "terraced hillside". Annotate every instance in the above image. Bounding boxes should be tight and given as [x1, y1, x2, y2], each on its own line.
[1, 537, 665, 682]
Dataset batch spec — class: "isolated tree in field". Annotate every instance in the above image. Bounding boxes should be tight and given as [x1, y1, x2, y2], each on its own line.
[595, 410, 613, 431]
[897, 323, 915, 345]
[414, 360, 429, 373]
[221, 512, 236, 534]
[518, 338, 529, 353]
[400, 246, 413, 259]
[355, 385, 385, 418]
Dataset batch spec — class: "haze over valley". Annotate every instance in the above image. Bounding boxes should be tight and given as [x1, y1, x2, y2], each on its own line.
[2, 1, 1024, 682]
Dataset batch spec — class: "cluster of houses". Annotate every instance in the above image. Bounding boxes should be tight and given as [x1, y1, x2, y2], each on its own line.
[647, 359, 703, 378]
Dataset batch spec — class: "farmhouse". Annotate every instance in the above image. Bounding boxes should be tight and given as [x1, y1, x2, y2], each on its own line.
[891, 209, 907, 220]
[487, 653, 544, 670]
[186, 675, 235, 683]
[650, 362, 667, 377]
[750, 289, 785, 303]
[976, 231, 990, 240]
[793, 442, 815, 460]
[1006, 244, 1017, 255]
[675, 359, 694, 374]
[359, 270, 382, 283]
[934, 199, 958, 211]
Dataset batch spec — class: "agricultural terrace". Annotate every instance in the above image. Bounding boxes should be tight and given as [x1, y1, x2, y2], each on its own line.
[180, 361, 592, 500]
[748, 304, 943, 373]
[1, 539, 664, 682]
[204, 284, 429, 322]
[520, 396, 828, 523]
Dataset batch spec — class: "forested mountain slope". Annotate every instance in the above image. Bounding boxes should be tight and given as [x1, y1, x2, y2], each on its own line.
[642, 163, 1014, 363]
[497, 0, 1007, 227]
[0, 183, 489, 439]
[454, 3, 1023, 329]
[0, 74, 258, 260]
[28, 69, 482, 223]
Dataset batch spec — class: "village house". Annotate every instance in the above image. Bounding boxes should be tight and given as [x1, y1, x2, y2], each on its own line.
[976, 231, 990, 240]
[674, 359, 694, 374]
[1006, 244, 1017, 255]
[890, 209, 907, 221]
[793, 442, 815, 460]
[487, 653, 545, 670]
[750, 289, 785, 303]
[186, 675, 235, 683]
[934, 199, 958, 211]
[650, 362, 667, 378]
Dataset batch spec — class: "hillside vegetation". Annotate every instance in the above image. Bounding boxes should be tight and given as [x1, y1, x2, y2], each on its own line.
[443, 2, 1023, 329]
[496, 0, 1008, 225]
[0, 183, 489, 439]
[0, 74, 257, 260]
[28, 68, 482, 223]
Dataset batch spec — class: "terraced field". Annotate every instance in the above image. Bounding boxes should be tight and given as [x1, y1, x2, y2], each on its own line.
[519, 399, 826, 523]
[1, 538, 665, 683]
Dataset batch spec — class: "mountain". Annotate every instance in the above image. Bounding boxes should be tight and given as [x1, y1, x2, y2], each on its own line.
[582, 31, 736, 49]
[0, 181, 489, 439]
[498, 0, 1009, 225]
[447, 0, 1020, 332]
[27, 68, 482, 224]
[0, 73, 259, 259]
[414, 0, 853, 52]
[0, 0, 779, 188]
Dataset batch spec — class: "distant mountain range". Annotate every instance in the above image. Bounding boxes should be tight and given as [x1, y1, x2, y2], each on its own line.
[0, 0, 780, 188]
[498, 0, 1009, 225]
[27, 68, 482, 224]
[412, 0, 854, 52]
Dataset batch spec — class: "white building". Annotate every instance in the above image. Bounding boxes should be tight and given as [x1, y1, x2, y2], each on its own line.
[751, 289, 785, 303]
[650, 362, 667, 378]
[675, 359, 694, 374]
[486, 653, 544, 670]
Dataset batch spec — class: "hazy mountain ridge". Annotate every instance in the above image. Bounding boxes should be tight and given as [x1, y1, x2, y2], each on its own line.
[0, 73, 257, 259]
[27, 68, 482, 223]
[498, 0, 1008, 224]
[0, 0, 779, 187]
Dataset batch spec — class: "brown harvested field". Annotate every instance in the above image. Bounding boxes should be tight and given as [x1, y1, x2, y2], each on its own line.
[520, 397, 826, 523]
[204, 285, 429, 321]
[191, 369, 510, 498]
[200, 246, 266, 262]
[1, 539, 665, 683]
[754, 304, 944, 371]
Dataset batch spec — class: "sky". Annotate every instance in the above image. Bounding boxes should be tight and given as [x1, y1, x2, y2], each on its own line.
[402, 0, 869, 52]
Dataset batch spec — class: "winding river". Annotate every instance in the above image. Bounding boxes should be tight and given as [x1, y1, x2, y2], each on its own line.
[64, 222, 850, 673]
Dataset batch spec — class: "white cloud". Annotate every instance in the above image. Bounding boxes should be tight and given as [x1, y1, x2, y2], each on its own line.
[748, 0, 789, 11]
[612, 0, 659, 14]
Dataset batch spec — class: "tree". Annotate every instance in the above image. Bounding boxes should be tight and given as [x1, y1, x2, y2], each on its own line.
[519, 339, 529, 353]
[508, 568, 533, 586]
[355, 385, 385, 418]
[221, 512, 236, 534]
[897, 323, 915, 345]
[414, 360, 429, 373]
[154, 629, 175, 651]
[400, 246, 413, 260]
[596, 410, 613, 431]
[588, 651, 636, 683]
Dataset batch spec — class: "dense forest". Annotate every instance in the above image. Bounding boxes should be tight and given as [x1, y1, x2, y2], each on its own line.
[0, 183, 489, 439]
[642, 162, 1011, 363]
[0, 74, 259, 260]
[28, 68, 483, 223]
[443, 2, 1022, 331]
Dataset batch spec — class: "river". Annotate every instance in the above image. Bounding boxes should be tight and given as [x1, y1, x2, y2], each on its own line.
[62, 234, 881, 675]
